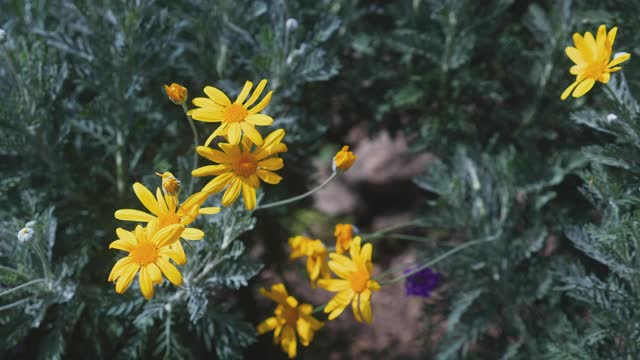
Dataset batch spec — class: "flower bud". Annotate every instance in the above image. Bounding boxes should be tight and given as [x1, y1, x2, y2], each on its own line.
[164, 83, 188, 105]
[17, 227, 35, 243]
[155, 172, 181, 197]
[333, 145, 357, 171]
[606, 113, 617, 123]
[286, 18, 299, 31]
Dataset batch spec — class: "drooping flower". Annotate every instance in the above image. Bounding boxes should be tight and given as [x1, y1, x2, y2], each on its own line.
[156, 171, 181, 197]
[404, 267, 440, 298]
[17, 227, 35, 243]
[108, 220, 184, 299]
[192, 129, 287, 210]
[257, 284, 324, 358]
[114, 178, 219, 264]
[318, 236, 380, 323]
[333, 145, 357, 171]
[561, 25, 631, 100]
[190, 79, 274, 146]
[334, 224, 355, 255]
[164, 83, 188, 105]
[288, 236, 331, 288]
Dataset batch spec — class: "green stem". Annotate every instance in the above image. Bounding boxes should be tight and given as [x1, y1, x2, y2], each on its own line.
[255, 171, 338, 210]
[378, 235, 498, 285]
[361, 220, 429, 240]
[0, 278, 45, 297]
[382, 233, 435, 243]
[181, 103, 199, 195]
[0, 265, 29, 280]
[30, 242, 50, 284]
[0, 296, 33, 312]
[312, 304, 325, 315]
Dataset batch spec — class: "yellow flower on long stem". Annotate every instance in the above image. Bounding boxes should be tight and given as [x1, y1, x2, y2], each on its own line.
[333, 145, 357, 171]
[561, 24, 631, 100]
[114, 176, 220, 265]
[257, 284, 324, 359]
[289, 236, 331, 288]
[108, 220, 185, 299]
[334, 224, 354, 255]
[192, 129, 287, 210]
[318, 236, 380, 323]
[190, 79, 274, 146]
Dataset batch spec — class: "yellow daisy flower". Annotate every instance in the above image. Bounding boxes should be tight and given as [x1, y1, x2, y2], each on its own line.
[192, 129, 288, 210]
[257, 284, 324, 359]
[334, 224, 354, 255]
[108, 220, 184, 300]
[114, 178, 220, 265]
[333, 145, 357, 171]
[288, 236, 331, 288]
[190, 79, 274, 146]
[318, 236, 381, 323]
[561, 24, 631, 100]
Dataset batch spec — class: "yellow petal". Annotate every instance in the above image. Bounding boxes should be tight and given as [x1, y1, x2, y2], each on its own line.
[201, 172, 235, 193]
[244, 79, 267, 107]
[199, 207, 221, 215]
[190, 108, 224, 122]
[139, 266, 154, 300]
[352, 294, 363, 322]
[322, 279, 350, 292]
[260, 284, 289, 304]
[152, 223, 185, 248]
[147, 263, 163, 284]
[561, 79, 580, 100]
[182, 227, 205, 240]
[192, 164, 231, 177]
[222, 177, 242, 206]
[359, 292, 373, 324]
[204, 86, 231, 106]
[256, 169, 282, 184]
[607, 53, 630, 68]
[170, 240, 187, 265]
[573, 78, 596, 98]
[228, 123, 242, 145]
[108, 257, 134, 282]
[192, 97, 225, 111]
[115, 228, 137, 246]
[156, 257, 183, 285]
[115, 265, 139, 294]
[196, 146, 231, 164]
[248, 90, 272, 114]
[245, 113, 274, 126]
[109, 239, 135, 252]
[598, 72, 610, 84]
[607, 27, 618, 46]
[133, 183, 160, 215]
[257, 316, 279, 334]
[565, 47, 584, 64]
[114, 209, 155, 222]
[258, 158, 284, 171]
[360, 243, 372, 263]
[235, 81, 253, 104]
[240, 122, 263, 145]
[368, 280, 381, 291]
[240, 182, 256, 210]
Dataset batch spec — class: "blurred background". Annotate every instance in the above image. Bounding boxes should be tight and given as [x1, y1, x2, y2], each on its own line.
[2, 0, 640, 359]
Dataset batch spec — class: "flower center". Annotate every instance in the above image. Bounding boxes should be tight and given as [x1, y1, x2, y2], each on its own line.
[131, 242, 159, 265]
[158, 212, 181, 228]
[585, 61, 608, 79]
[350, 269, 370, 293]
[282, 305, 299, 326]
[232, 153, 257, 177]
[224, 103, 248, 123]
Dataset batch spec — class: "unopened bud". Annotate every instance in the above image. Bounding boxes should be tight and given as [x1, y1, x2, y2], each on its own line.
[164, 83, 188, 105]
[17, 227, 35, 243]
[286, 18, 299, 31]
[606, 113, 617, 123]
[333, 145, 357, 171]
[156, 172, 181, 196]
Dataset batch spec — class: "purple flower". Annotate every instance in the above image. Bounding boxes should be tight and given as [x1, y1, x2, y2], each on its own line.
[404, 267, 440, 298]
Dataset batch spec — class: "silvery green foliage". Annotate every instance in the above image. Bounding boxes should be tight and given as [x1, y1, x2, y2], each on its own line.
[0, 0, 344, 358]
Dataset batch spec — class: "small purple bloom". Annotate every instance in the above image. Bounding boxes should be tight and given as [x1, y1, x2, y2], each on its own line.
[404, 267, 440, 298]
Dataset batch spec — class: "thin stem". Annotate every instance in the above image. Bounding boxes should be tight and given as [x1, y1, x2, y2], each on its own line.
[361, 220, 429, 240]
[383, 233, 435, 243]
[378, 235, 498, 285]
[0, 296, 33, 312]
[0, 265, 29, 280]
[255, 171, 338, 210]
[312, 304, 325, 315]
[0, 278, 45, 297]
[1, 44, 20, 85]
[181, 103, 199, 194]
[30, 242, 50, 284]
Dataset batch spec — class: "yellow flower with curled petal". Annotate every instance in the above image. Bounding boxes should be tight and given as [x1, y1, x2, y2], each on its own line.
[257, 284, 324, 359]
[114, 178, 220, 265]
[333, 145, 357, 171]
[190, 79, 274, 146]
[288, 236, 331, 288]
[318, 236, 380, 323]
[108, 220, 184, 299]
[192, 129, 287, 210]
[334, 224, 354, 255]
[155, 171, 181, 196]
[561, 25, 631, 100]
